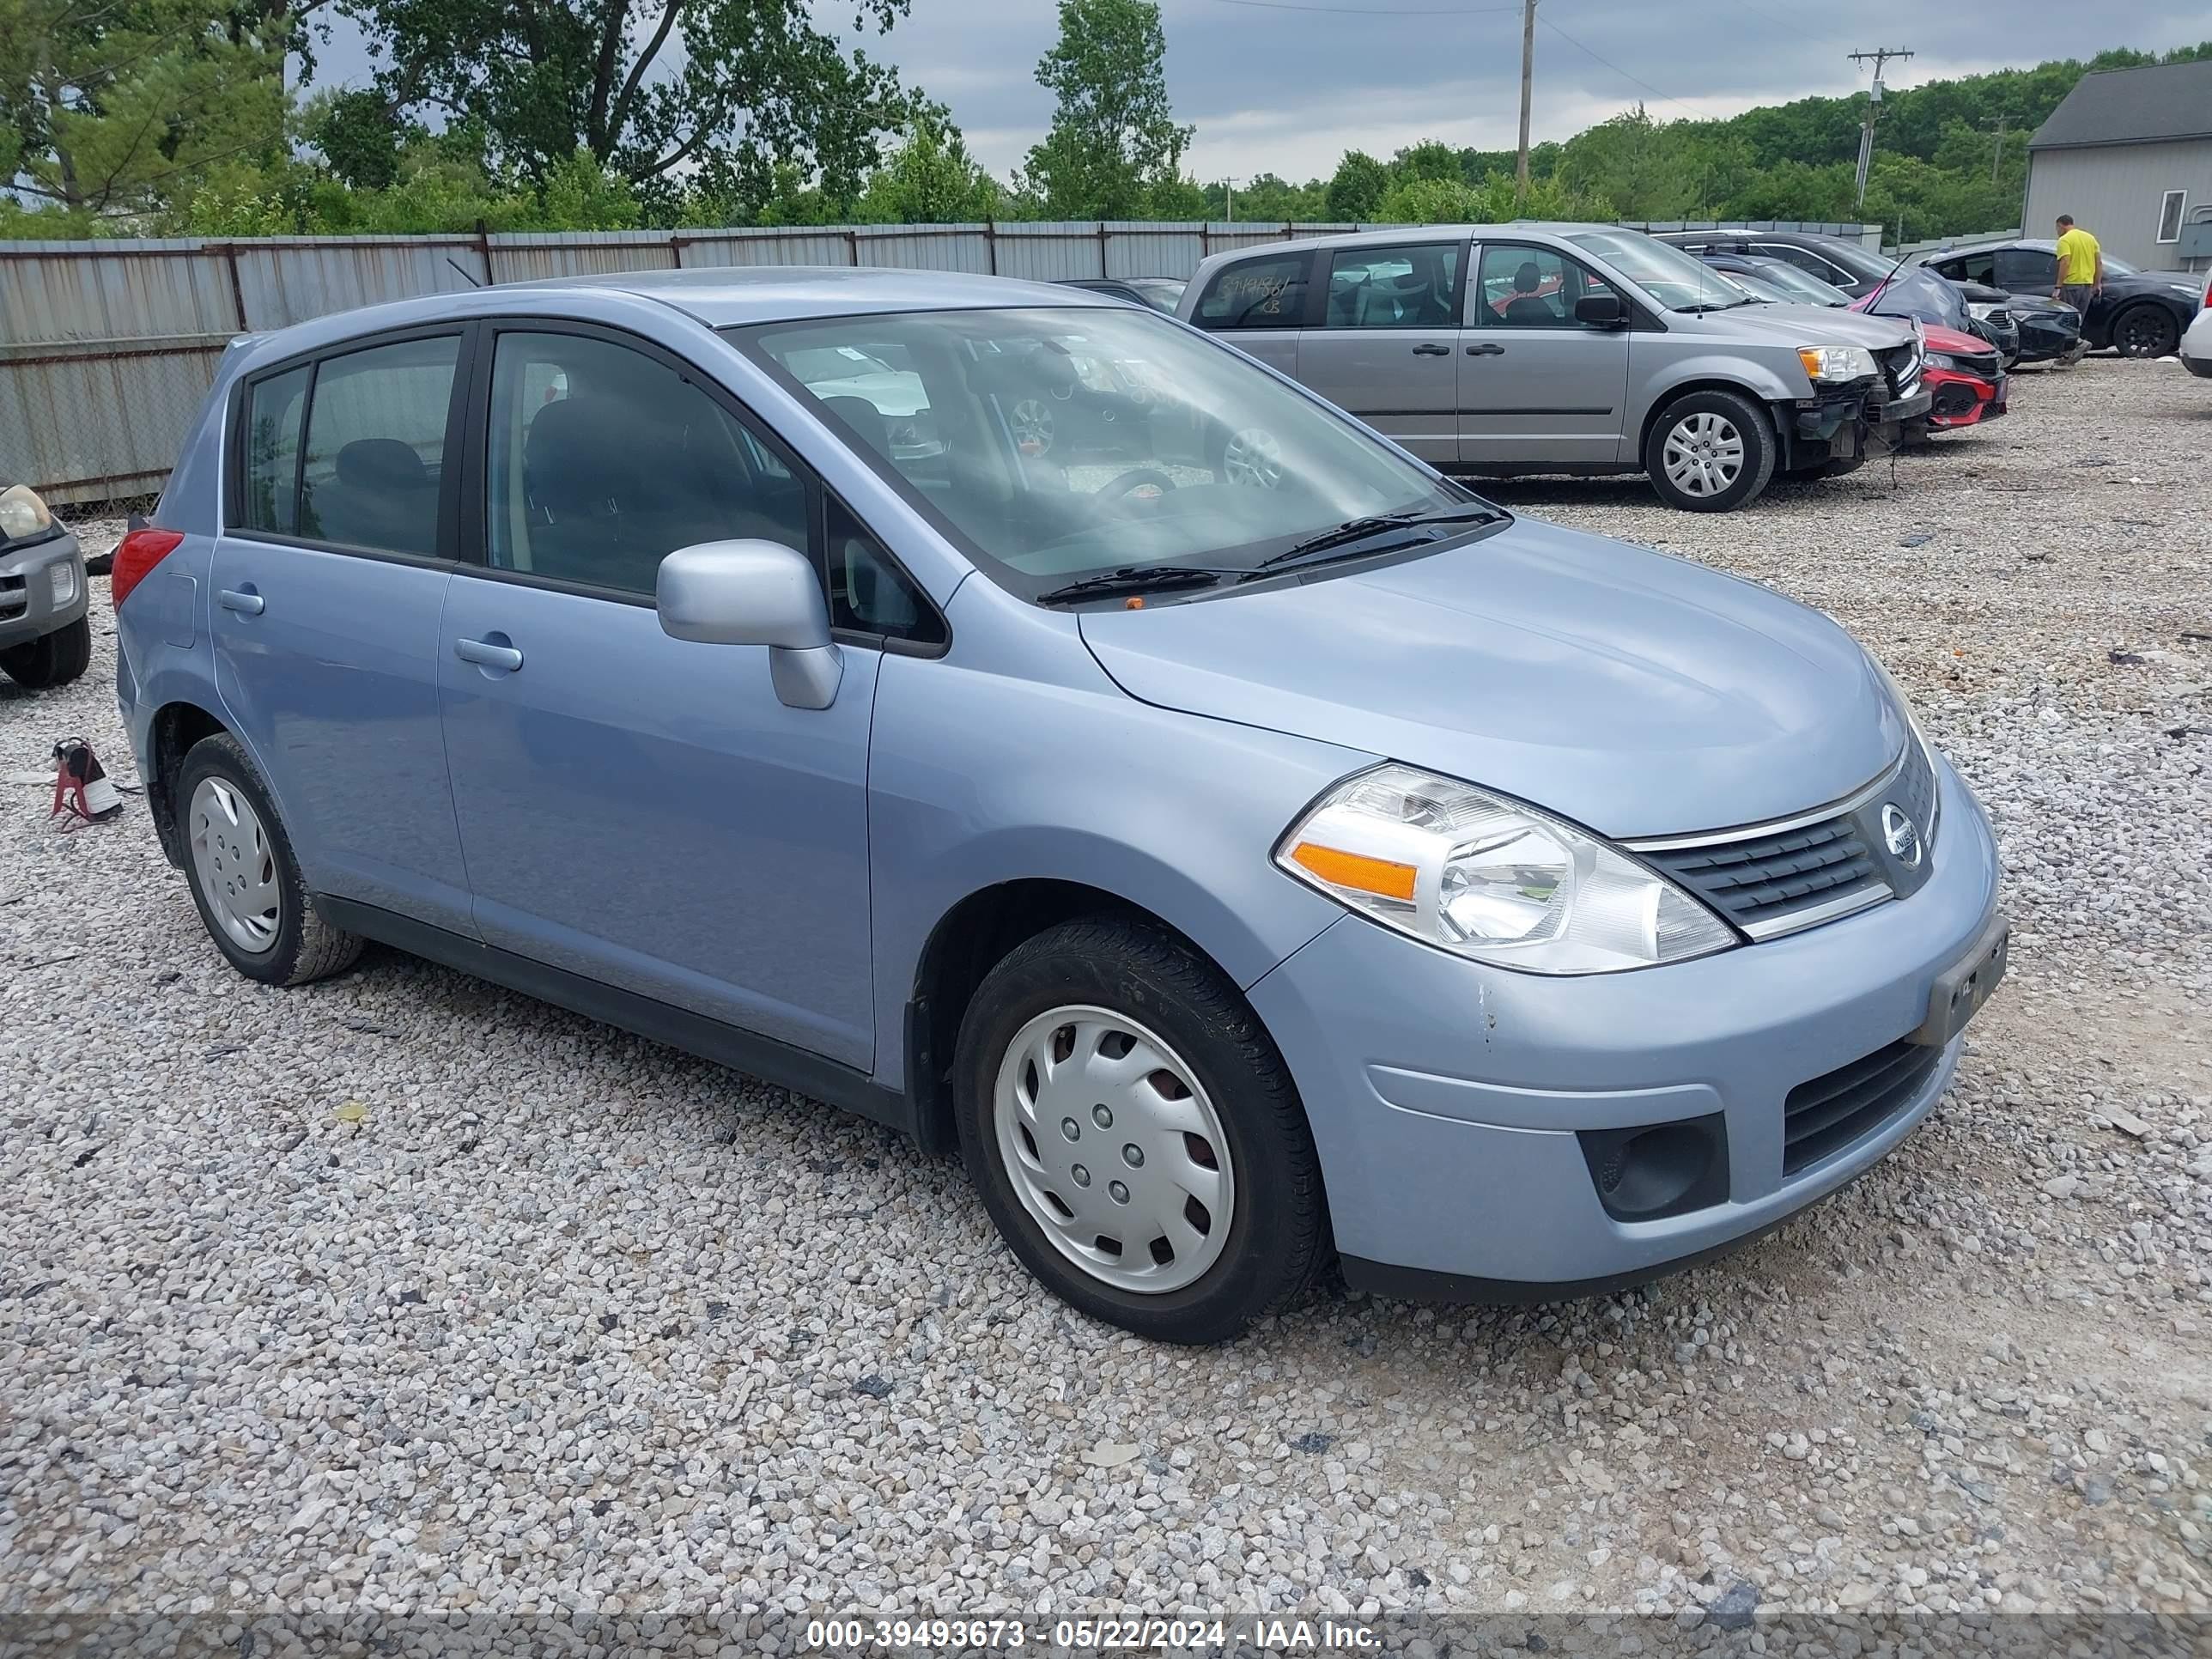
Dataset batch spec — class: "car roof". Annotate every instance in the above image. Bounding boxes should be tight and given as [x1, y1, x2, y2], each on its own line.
[1206, 222, 1619, 261]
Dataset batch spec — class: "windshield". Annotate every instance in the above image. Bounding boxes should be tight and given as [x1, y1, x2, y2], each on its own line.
[1563, 229, 1747, 312]
[1715, 270, 1788, 303]
[1743, 258, 1850, 306]
[737, 306, 1480, 598]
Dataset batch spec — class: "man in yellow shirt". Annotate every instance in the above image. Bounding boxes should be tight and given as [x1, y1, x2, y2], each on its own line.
[2053, 215, 2103, 320]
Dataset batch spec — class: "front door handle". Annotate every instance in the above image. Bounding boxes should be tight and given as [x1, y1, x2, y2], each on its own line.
[217, 587, 264, 616]
[1412, 342, 1451, 356]
[1465, 342, 1506, 356]
[454, 636, 524, 672]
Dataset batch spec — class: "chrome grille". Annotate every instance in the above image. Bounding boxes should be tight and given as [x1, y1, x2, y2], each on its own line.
[1627, 741, 1940, 942]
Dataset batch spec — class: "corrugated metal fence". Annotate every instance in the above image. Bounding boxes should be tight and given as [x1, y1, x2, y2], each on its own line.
[0, 217, 1884, 505]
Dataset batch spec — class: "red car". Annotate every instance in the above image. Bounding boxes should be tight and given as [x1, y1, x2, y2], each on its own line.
[1914, 324, 2007, 434]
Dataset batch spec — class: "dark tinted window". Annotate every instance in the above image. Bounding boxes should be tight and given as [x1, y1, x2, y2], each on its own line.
[484, 331, 807, 597]
[1994, 247, 2056, 289]
[1944, 251, 1998, 286]
[1325, 243, 1462, 327]
[239, 365, 309, 535]
[1194, 254, 1310, 330]
[297, 336, 459, 556]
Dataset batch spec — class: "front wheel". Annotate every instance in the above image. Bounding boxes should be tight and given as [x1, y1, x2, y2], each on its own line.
[952, 917, 1327, 1343]
[1644, 389, 1775, 512]
[2112, 303, 2179, 360]
[0, 614, 91, 689]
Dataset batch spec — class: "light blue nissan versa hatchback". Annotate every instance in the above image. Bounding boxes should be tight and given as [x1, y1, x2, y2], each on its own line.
[112, 268, 2008, 1343]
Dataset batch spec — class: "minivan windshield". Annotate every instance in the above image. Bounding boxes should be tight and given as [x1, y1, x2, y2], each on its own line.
[1564, 229, 1750, 313]
[737, 306, 1488, 599]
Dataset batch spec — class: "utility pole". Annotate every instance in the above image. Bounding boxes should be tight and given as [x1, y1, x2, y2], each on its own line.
[1223, 177, 1241, 222]
[1516, 0, 1536, 204]
[1847, 46, 1912, 210]
[1983, 115, 2008, 184]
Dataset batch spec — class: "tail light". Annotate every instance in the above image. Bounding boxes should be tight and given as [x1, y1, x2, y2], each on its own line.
[110, 527, 184, 610]
[2203, 275, 2210, 310]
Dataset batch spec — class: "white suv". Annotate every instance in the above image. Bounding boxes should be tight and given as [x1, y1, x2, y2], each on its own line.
[2181, 277, 2212, 379]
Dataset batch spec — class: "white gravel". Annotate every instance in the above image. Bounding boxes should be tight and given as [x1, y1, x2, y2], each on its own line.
[3, 359, 2209, 1644]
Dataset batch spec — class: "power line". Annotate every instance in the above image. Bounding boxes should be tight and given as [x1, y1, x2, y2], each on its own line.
[1537, 14, 1718, 122]
[1201, 0, 1528, 14]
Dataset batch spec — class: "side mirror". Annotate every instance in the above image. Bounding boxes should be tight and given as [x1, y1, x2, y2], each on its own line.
[657, 539, 842, 711]
[1575, 293, 1627, 328]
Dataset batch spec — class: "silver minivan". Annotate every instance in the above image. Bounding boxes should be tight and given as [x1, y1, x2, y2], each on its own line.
[1179, 224, 1932, 512]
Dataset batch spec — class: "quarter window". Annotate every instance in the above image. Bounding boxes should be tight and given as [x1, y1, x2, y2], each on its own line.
[239, 365, 309, 536]
[296, 335, 460, 557]
[1194, 254, 1311, 330]
[2157, 190, 2186, 244]
[827, 497, 943, 646]
[483, 331, 808, 597]
[1473, 246, 1619, 329]
[1324, 243, 1462, 327]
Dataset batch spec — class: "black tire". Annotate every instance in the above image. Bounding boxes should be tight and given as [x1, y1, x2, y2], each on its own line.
[176, 732, 363, 987]
[0, 614, 92, 689]
[2111, 303, 2179, 360]
[1643, 388, 1776, 512]
[951, 916, 1327, 1344]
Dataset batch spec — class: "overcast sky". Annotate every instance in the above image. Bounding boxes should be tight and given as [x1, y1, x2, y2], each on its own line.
[308, 0, 2211, 183]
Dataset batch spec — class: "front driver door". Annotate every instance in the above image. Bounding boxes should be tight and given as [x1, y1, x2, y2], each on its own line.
[437, 323, 880, 1069]
[1458, 242, 1631, 468]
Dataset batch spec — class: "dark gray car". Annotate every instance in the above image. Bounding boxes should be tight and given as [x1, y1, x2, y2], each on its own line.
[1179, 224, 1929, 512]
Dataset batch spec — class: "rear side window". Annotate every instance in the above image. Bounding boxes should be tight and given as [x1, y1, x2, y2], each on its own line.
[1325, 243, 1462, 328]
[296, 336, 461, 556]
[1994, 247, 2055, 289]
[1194, 254, 1310, 330]
[239, 365, 309, 535]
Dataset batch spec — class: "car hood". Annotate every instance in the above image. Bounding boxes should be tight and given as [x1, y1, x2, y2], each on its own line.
[1077, 517, 1905, 840]
[1923, 323, 1991, 355]
[1721, 302, 1915, 349]
[1850, 270, 1970, 329]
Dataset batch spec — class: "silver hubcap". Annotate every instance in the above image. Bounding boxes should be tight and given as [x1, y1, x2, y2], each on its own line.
[189, 776, 281, 954]
[993, 1006, 1236, 1294]
[1662, 411, 1744, 496]
[1010, 398, 1054, 456]
[1223, 427, 1284, 488]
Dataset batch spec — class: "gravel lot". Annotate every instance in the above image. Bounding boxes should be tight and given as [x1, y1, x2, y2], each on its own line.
[3, 358, 2209, 1642]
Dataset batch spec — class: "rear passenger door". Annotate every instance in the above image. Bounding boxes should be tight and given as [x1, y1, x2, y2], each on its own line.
[1457, 242, 1631, 467]
[1294, 240, 1467, 465]
[212, 329, 474, 933]
[438, 322, 941, 1072]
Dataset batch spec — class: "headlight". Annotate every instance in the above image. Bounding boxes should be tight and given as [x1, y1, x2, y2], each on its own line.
[1923, 351, 1957, 369]
[0, 483, 53, 542]
[1275, 763, 1738, 975]
[1797, 343, 1879, 382]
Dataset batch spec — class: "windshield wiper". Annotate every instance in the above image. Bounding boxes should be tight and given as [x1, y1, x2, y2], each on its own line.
[1036, 564, 1234, 605]
[1248, 504, 1504, 578]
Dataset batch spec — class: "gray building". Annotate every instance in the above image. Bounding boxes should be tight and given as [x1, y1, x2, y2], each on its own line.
[2023, 58, 2212, 271]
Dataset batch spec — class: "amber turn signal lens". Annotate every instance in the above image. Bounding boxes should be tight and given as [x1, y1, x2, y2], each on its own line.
[1290, 842, 1417, 902]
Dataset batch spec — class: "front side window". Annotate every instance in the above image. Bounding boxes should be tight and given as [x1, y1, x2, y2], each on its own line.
[1563, 229, 1747, 313]
[740, 305, 1481, 600]
[1325, 243, 1462, 328]
[483, 331, 807, 597]
[1474, 245, 1620, 329]
[296, 335, 460, 556]
[1994, 247, 2056, 289]
[239, 365, 309, 535]
[1193, 254, 1311, 330]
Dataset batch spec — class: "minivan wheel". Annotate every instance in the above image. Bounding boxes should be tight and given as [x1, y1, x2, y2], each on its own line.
[1644, 389, 1775, 512]
[0, 615, 92, 689]
[177, 733, 363, 987]
[952, 917, 1326, 1343]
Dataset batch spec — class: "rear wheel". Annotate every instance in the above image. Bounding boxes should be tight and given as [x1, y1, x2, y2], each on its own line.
[952, 916, 1326, 1343]
[0, 615, 91, 689]
[177, 733, 362, 986]
[1644, 389, 1774, 512]
[2112, 303, 2179, 359]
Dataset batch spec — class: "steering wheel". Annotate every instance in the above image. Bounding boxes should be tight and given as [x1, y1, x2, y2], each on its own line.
[1098, 467, 1179, 507]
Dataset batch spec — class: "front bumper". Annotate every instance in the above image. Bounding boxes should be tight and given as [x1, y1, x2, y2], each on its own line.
[1784, 379, 1931, 470]
[0, 529, 88, 649]
[1926, 367, 2008, 428]
[1247, 757, 2002, 1296]
[2182, 351, 2212, 380]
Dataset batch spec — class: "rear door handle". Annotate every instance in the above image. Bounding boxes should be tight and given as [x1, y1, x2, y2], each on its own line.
[1412, 342, 1451, 356]
[454, 636, 524, 672]
[1465, 343, 1506, 356]
[217, 587, 264, 615]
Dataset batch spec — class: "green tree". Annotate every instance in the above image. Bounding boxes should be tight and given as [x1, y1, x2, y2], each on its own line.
[1325, 149, 1387, 220]
[338, 0, 913, 191]
[859, 102, 1001, 222]
[1, 0, 290, 220]
[1019, 0, 1192, 218]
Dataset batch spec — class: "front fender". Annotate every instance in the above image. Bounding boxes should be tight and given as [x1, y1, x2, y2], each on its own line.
[1633, 347, 1808, 442]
